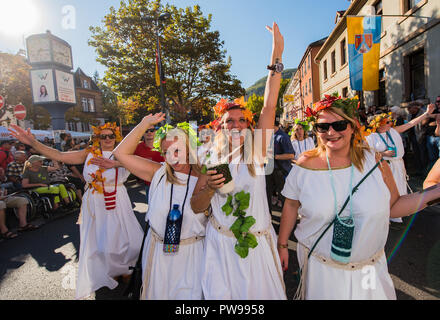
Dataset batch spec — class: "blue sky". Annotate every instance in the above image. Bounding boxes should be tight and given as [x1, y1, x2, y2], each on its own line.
[0, 0, 352, 89]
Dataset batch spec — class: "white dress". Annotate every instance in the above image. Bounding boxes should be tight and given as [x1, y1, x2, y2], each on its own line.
[367, 128, 407, 223]
[291, 137, 315, 160]
[141, 165, 207, 300]
[202, 158, 287, 300]
[75, 151, 144, 300]
[281, 151, 396, 300]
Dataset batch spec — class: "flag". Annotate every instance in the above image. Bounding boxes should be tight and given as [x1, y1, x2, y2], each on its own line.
[347, 16, 382, 91]
[155, 47, 161, 87]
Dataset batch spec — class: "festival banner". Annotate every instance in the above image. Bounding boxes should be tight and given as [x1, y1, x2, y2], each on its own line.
[347, 16, 382, 91]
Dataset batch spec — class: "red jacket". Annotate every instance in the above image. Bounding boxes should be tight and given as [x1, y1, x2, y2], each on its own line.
[134, 142, 165, 185]
[0, 148, 13, 171]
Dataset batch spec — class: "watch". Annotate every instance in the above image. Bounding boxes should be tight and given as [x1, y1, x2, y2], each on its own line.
[267, 62, 284, 73]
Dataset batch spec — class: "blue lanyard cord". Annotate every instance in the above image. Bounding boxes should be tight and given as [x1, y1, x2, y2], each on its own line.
[296, 139, 305, 155]
[326, 153, 354, 220]
[378, 131, 396, 149]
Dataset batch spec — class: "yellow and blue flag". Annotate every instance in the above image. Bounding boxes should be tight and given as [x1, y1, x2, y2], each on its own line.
[347, 16, 382, 91]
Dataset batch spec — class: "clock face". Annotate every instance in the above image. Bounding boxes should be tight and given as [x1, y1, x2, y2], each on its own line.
[51, 39, 72, 68]
[27, 37, 51, 64]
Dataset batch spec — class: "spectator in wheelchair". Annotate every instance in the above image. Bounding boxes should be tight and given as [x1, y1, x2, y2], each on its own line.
[47, 159, 83, 203]
[0, 187, 38, 240]
[21, 155, 71, 212]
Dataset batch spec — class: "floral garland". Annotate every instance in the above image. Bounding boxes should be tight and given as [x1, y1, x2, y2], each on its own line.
[290, 117, 314, 135]
[213, 96, 256, 128]
[305, 94, 371, 147]
[367, 112, 395, 133]
[152, 122, 201, 153]
[87, 122, 123, 194]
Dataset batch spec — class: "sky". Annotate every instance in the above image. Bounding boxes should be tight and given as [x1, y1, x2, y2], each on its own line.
[0, 0, 353, 89]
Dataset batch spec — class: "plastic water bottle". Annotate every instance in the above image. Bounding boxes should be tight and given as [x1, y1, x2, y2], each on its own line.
[163, 204, 183, 253]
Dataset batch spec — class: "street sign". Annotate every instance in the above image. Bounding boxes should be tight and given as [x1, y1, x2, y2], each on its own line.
[0, 95, 4, 109]
[14, 104, 26, 121]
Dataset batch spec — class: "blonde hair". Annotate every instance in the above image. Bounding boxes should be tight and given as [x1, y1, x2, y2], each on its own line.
[304, 107, 369, 171]
[291, 124, 309, 141]
[160, 128, 201, 185]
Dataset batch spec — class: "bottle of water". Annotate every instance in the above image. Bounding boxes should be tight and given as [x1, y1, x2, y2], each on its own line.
[163, 204, 183, 254]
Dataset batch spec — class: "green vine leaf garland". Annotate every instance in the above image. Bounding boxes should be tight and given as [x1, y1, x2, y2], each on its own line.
[221, 190, 257, 258]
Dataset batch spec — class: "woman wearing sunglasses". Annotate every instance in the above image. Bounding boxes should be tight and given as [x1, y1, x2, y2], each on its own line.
[277, 96, 440, 300]
[9, 123, 144, 300]
[113, 115, 207, 300]
[366, 105, 434, 226]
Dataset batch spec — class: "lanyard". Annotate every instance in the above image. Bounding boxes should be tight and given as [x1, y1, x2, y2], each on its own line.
[378, 131, 396, 150]
[169, 166, 192, 217]
[296, 139, 306, 155]
[326, 153, 354, 219]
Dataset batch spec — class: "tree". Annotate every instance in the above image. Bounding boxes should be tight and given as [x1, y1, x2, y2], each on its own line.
[0, 52, 51, 129]
[88, 0, 245, 124]
[247, 94, 264, 122]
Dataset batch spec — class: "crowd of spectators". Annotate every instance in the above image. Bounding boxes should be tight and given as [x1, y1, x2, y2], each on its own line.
[0, 133, 90, 240]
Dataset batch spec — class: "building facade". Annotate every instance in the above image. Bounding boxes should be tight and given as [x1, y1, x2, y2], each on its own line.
[65, 68, 106, 132]
[315, 0, 440, 110]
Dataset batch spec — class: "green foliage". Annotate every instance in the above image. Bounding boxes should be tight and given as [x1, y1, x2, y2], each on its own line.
[152, 121, 200, 152]
[245, 68, 296, 97]
[88, 0, 245, 124]
[220, 190, 258, 258]
[0, 52, 51, 129]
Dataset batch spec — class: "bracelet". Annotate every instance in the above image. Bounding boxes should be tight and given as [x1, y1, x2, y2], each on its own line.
[277, 243, 288, 249]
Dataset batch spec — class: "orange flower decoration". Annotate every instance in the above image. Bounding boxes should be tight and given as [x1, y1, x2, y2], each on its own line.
[213, 96, 255, 128]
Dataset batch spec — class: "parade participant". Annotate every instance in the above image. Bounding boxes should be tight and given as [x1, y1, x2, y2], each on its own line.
[366, 105, 434, 224]
[113, 114, 207, 300]
[134, 125, 164, 204]
[21, 155, 71, 211]
[9, 123, 144, 300]
[277, 94, 440, 300]
[190, 22, 287, 300]
[290, 119, 315, 160]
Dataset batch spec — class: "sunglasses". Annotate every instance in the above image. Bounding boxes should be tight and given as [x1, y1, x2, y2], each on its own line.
[146, 128, 156, 133]
[99, 134, 116, 140]
[315, 120, 350, 133]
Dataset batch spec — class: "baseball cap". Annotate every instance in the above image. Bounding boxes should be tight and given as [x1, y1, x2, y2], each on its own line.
[28, 155, 46, 163]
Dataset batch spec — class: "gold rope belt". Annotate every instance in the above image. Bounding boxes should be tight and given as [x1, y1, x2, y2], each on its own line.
[208, 214, 286, 293]
[295, 242, 385, 300]
[140, 226, 204, 300]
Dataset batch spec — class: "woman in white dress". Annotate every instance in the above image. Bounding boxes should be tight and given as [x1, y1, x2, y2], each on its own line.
[113, 114, 207, 300]
[290, 121, 315, 160]
[190, 22, 287, 300]
[366, 107, 434, 223]
[277, 96, 440, 300]
[9, 123, 144, 299]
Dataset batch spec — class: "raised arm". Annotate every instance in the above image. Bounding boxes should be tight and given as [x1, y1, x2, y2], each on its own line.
[257, 22, 284, 132]
[113, 113, 165, 182]
[8, 125, 87, 165]
[424, 158, 440, 189]
[394, 104, 434, 134]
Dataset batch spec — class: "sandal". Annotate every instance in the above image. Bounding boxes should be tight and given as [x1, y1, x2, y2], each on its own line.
[18, 224, 39, 232]
[1, 231, 18, 239]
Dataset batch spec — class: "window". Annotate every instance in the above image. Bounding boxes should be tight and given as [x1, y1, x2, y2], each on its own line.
[88, 98, 95, 112]
[308, 54, 311, 70]
[323, 60, 328, 80]
[83, 80, 90, 89]
[404, 0, 422, 12]
[81, 97, 96, 112]
[404, 49, 425, 101]
[81, 97, 89, 112]
[81, 122, 90, 132]
[342, 87, 348, 98]
[340, 38, 346, 66]
[309, 78, 312, 93]
[68, 122, 76, 131]
[305, 83, 308, 95]
[374, 1, 383, 15]
[375, 69, 387, 106]
[331, 51, 336, 74]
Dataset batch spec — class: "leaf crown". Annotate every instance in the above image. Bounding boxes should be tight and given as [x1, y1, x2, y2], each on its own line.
[213, 96, 256, 128]
[91, 122, 123, 148]
[153, 122, 201, 153]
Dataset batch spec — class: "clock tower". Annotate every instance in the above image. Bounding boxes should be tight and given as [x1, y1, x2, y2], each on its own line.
[26, 30, 76, 130]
